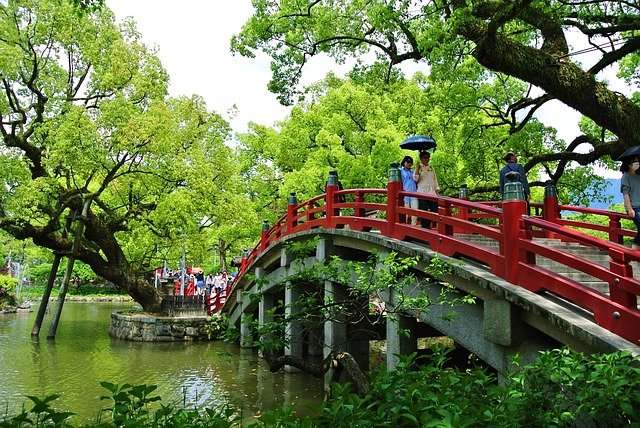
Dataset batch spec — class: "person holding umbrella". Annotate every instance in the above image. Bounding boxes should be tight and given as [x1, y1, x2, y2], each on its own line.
[414, 151, 440, 228]
[620, 154, 640, 249]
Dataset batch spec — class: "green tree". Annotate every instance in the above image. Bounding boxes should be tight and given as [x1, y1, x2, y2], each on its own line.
[233, 0, 640, 185]
[0, 0, 236, 311]
[240, 73, 604, 200]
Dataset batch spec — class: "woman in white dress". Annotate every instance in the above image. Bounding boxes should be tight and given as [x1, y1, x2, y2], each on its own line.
[413, 151, 440, 228]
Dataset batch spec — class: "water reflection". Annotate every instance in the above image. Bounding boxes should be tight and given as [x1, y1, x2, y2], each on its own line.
[0, 303, 322, 422]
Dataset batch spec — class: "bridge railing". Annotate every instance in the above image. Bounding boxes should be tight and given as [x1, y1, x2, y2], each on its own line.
[224, 169, 640, 345]
[487, 199, 634, 243]
[516, 215, 640, 341]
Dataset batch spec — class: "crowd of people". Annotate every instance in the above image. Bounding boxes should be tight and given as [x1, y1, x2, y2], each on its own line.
[164, 269, 234, 298]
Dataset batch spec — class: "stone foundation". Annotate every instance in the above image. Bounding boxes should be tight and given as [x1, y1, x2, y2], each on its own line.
[110, 311, 212, 342]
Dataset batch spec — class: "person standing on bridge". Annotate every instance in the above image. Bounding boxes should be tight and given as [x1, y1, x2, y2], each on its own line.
[414, 151, 440, 228]
[621, 156, 640, 249]
[400, 155, 418, 225]
[499, 152, 530, 201]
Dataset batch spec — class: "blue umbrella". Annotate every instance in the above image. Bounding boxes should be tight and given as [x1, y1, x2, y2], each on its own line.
[400, 135, 437, 151]
[617, 145, 640, 161]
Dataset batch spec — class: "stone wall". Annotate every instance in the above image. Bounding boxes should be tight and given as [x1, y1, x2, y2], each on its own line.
[110, 311, 212, 342]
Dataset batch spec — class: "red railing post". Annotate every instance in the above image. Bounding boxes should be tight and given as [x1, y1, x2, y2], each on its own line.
[307, 200, 316, 222]
[325, 172, 338, 228]
[456, 185, 469, 233]
[502, 172, 528, 284]
[543, 181, 560, 239]
[259, 220, 269, 251]
[609, 256, 637, 309]
[240, 251, 248, 273]
[355, 191, 365, 218]
[437, 200, 453, 236]
[286, 192, 298, 234]
[608, 217, 623, 244]
[386, 163, 401, 238]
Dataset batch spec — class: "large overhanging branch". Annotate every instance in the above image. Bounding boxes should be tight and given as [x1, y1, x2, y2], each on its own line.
[588, 37, 640, 74]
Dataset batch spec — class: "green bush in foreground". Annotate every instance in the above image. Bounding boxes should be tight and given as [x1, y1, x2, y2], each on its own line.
[1, 349, 638, 427]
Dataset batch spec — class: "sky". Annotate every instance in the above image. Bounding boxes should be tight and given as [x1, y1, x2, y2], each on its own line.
[107, 1, 631, 177]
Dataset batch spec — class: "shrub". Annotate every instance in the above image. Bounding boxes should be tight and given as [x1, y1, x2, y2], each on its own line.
[0, 274, 18, 293]
[0, 275, 18, 308]
[1, 350, 638, 427]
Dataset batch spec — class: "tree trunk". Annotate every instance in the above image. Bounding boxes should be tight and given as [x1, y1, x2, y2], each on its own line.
[218, 239, 228, 272]
[31, 253, 62, 337]
[459, 19, 640, 153]
[264, 351, 370, 396]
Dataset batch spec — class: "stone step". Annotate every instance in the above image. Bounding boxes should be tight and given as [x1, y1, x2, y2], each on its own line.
[457, 237, 608, 257]
[536, 259, 609, 273]
[579, 281, 610, 294]
[456, 235, 640, 308]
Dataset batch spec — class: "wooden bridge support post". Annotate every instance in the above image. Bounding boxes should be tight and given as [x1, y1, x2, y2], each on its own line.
[47, 198, 91, 339]
[483, 299, 522, 346]
[456, 185, 469, 234]
[608, 260, 637, 310]
[260, 221, 270, 251]
[31, 252, 62, 337]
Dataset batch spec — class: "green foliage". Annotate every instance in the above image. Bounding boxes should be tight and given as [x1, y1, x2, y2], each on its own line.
[504, 349, 640, 427]
[0, 1, 263, 307]
[0, 274, 18, 308]
[28, 261, 99, 287]
[234, 0, 638, 201]
[0, 274, 18, 293]
[203, 314, 230, 341]
[0, 382, 237, 427]
[18, 284, 127, 300]
[2, 350, 638, 427]
[253, 349, 640, 428]
[239, 73, 600, 205]
[0, 394, 75, 427]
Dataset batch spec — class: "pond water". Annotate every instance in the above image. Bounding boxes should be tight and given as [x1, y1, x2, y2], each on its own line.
[0, 302, 323, 422]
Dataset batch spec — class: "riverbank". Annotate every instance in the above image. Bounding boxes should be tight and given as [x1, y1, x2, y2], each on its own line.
[18, 285, 132, 303]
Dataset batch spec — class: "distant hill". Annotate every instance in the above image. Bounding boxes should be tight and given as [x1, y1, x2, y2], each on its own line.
[590, 178, 622, 209]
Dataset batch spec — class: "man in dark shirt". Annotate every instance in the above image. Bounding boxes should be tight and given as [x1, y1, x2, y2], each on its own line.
[499, 152, 530, 200]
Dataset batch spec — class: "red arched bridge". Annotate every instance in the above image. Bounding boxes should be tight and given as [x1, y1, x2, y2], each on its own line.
[214, 169, 640, 377]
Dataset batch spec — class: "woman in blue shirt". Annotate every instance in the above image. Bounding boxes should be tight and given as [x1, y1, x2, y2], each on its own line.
[400, 156, 418, 225]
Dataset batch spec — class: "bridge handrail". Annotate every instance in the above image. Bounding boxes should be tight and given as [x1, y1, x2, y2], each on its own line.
[558, 204, 630, 219]
[334, 188, 388, 196]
